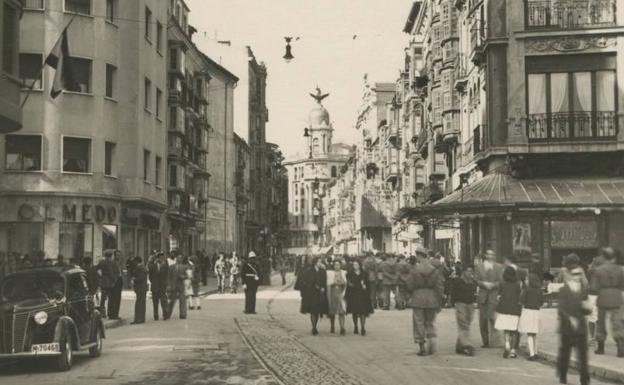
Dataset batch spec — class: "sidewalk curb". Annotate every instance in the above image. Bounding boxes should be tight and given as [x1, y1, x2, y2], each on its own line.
[537, 350, 624, 384]
[103, 287, 218, 331]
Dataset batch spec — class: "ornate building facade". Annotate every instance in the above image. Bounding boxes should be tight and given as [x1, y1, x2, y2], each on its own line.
[284, 91, 351, 254]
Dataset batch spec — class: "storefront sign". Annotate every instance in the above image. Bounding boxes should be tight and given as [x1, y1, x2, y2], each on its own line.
[63, 204, 117, 223]
[551, 220, 597, 248]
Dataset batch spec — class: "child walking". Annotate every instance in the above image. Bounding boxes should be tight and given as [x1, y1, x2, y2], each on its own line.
[519, 273, 543, 360]
[495, 266, 522, 358]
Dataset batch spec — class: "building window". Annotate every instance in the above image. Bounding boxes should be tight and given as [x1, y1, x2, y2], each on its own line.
[145, 7, 152, 41]
[5, 135, 42, 171]
[104, 141, 115, 176]
[143, 150, 150, 181]
[2, 3, 18, 75]
[59, 223, 93, 262]
[156, 21, 163, 53]
[312, 138, 320, 155]
[65, 0, 91, 15]
[331, 166, 337, 178]
[105, 0, 115, 22]
[155, 156, 162, 186]
[156, 88, 162, 118]
[69, 57, 91, 93]
[0, 223, 44, 264]
[144, 77, 151, 110]
[169, 164, 177, 187]
[23, 0, 45, 10]
[527, 70, 617, 140]
[63, 137, 91, 173]
[105, 64, 116, 98]
[19, 53, 43, 90]
[525, 0, 617, 29]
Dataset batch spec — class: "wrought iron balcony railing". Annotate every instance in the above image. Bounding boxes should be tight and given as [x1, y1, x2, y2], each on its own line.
[527, 111, 617, 141]
[525, 0, 617, 29]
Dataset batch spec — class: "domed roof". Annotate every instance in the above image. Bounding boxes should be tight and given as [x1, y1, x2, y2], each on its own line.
[308, 104, 330, 127]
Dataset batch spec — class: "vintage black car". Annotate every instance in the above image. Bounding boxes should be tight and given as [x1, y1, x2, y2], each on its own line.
[0, 266, 105, 371]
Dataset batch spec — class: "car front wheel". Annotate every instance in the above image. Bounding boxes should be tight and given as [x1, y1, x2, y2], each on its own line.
[56, 336, 72, 371]
[89, 327, 103, 358]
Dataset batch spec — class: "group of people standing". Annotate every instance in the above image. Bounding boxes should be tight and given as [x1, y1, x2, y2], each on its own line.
[214, 252, 241, 294]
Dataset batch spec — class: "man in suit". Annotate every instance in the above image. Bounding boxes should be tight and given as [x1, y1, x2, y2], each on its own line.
[130, 257, 148, 324]
[167, 252, 189, 320]
[108, 250, 124, 319]
[591, 247, 624, 356]
[362, 252, 378, 309]
[474, 249, 503, 348]
[407, 247, 445, 356]
[242, 251, 261, 314]
[97, 251, 121, 319]
[148, 252, 169, 320]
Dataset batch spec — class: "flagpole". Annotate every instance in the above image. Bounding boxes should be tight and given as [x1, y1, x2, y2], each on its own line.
[20, 14, 77, 109]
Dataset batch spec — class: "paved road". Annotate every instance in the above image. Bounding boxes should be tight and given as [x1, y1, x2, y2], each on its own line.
[268, 282, 615, 385]
[0, 290, 279, 385]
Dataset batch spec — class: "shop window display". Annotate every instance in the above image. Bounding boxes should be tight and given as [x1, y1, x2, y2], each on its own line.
[0, 222, 44, 276]
[59, 223, 93, 264]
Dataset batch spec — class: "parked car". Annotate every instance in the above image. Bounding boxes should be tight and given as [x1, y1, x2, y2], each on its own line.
[0, 266, 105, 371]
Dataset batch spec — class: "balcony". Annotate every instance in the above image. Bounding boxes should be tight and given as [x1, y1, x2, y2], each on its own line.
[473, 124, 487, 155]
[384, 161, 400, 183]
[525, 0, 617, 30]
[454, 54, 469, 93]
[527, 111, 617, 141]
[385, 126, 402, 148]
[470, 19, 487, 65]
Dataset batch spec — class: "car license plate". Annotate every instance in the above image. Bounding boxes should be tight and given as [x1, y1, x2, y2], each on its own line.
[31, 343, 60, 353]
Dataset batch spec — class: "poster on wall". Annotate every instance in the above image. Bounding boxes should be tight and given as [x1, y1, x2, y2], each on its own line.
[512, 223, 532, 258]
[551, 220, 597, 249]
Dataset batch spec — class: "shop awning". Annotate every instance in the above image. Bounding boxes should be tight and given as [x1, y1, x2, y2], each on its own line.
[399, 173, 624, 218]
[360, 196, 392, 229]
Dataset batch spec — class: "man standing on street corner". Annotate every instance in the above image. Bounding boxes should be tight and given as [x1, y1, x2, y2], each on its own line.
[108, 250, 124, 319]
[167, 252, 189, 320]
[148, 252, 169, 321]
[97, 251, 120, 319]
[130, 257, 148, 325]
[475, 249, 503, 348]
[242, 251, 261, 314]
[362, 252, 378, 309]
[380, 253, 399, 310]
[407, 248, 444, 356]
[590, 246, 624, 357]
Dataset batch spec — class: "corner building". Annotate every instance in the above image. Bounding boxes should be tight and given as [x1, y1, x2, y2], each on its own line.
[0, 0, 168, 268]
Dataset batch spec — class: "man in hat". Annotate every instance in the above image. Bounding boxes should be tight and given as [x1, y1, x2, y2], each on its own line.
[362, 252, 379, 308]
[242, 251, 261, 314]
[97, 250, 121, 319]
[407, 247, 445, 355]
[474, 249, 503, 348]
[380, 253, 399, 310]
[148, 252, 169, 320]
[591, 247, 624, 356]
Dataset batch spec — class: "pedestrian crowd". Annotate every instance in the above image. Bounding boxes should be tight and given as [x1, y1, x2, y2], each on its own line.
[292, 246, 624, 385]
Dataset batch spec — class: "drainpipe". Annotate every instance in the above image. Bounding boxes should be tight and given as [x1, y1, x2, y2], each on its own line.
[224, 82, 228, 253]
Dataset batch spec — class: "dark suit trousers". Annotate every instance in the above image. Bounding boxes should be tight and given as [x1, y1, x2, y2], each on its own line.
[134, 289, 147, 323]
[167, 289, 187, 319]
[244, 284, 258, 313]
[152, 291, 168, 320]
[557, 333, 589, 385]
[100, 287, 112, 317]
[479, 302, 496, 346]
[108, 277, 123, 318]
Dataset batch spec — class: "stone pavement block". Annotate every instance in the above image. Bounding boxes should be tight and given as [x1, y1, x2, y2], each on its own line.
[236, 316, 367, 385]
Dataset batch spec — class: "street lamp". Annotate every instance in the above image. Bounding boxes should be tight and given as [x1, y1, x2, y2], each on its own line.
[283, 37, 294, 62]
[303, 127, 312, 159]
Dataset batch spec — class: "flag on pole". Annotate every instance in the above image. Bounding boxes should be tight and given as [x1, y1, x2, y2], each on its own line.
[45, 26, 79, 98]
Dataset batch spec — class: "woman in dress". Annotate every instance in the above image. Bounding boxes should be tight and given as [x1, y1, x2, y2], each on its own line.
[327, 259, 348, 335]
[346, 260, 373, 336]
[495, 266, 522, 358]
[518, 272, 543, 360]
[295, 256, 328, 335]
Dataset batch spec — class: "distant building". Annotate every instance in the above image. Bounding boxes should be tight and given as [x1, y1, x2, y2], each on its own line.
[284, 91, 351, 255]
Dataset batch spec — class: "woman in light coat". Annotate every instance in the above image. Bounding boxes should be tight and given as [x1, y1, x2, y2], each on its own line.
[327, 259, 348, 335]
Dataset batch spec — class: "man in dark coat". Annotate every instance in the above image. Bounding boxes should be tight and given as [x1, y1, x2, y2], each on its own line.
[590, 247, 624, 356]
[97, 251, 121, 318]
[558, 255, 591, 385]
[407, 248, 445, 356]
[108, 250, 124, 319]
[130, 257, 148, 324]
[242, 251, 261, 314]
[148, 252, 169, 320]
[81, 257, 100, 295]
[362, 252, 378, 308]
[167, 252, 189, 320]
[474, 249, 503, 348]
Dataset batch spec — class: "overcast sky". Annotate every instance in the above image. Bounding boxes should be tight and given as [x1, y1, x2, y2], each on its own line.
[187, 0, 414, 159]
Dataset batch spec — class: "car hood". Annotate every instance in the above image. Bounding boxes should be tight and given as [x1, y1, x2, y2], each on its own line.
[0, 298, 60, 312]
